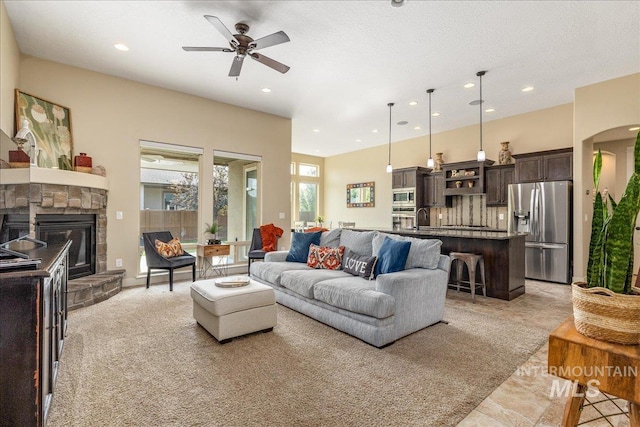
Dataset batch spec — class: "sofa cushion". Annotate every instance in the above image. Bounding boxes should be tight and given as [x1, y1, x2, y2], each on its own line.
[250, 261, 312, 286]
[307, 244, 345, 270]
[373, 232, 442, 270]
[342, 249, 377, 280]
[313, 277, 395, 319]
[320, 228, 342, 248]
[339, 229, 376, 256]
[286, 231, 322, 263]
[375, 237, 411, 277]
[280, 269, 351, 298]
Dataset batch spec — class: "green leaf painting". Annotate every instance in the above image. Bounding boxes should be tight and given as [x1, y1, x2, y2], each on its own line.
[15, 90, 73, 168]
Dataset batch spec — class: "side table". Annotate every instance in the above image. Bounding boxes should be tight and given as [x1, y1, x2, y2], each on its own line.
[197, 243, 230, 279]
[548, 316, 639, 427]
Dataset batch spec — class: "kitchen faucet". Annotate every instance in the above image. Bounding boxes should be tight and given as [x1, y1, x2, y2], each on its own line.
[415, 207, 428, 229]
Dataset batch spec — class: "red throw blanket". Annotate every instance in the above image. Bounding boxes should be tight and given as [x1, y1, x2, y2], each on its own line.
[260, 223, 284, 252]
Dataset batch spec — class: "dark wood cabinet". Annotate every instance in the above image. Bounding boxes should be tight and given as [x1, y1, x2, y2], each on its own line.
[424, 172, 451, 207]
[485, 164, 515, 206]
[392, 167, 427, 189]
[514, 148, 572, 183]
[442, 160, 494, 196]
[0, 242, 70, 427]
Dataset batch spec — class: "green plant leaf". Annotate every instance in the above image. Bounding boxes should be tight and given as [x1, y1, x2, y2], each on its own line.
[593, 149, 602, 189]
[635, 131, 640, 175]
[586, 191, 605, 287]
[603, 173, 640, 293]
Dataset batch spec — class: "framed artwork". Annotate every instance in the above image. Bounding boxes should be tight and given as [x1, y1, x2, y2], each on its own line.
[15, 89, 73, 169]
[347, 182, 375, 208]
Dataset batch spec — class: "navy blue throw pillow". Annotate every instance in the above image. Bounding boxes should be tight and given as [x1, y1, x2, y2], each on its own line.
[374, 236, 411, 276]
[286, 231, 322, 263]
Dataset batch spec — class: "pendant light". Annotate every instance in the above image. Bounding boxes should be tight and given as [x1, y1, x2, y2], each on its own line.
[476, 70, 487, 162]
[386, 102, 394, 173]
[426, 89, 435, 168]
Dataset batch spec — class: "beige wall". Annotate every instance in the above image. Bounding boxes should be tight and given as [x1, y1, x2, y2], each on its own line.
[15, 55, 291, 286]
[573, 73, 640, 282]
[593, 138, 636, 201]
[0, 0, 20, 157]
[324, 103, 573, 229]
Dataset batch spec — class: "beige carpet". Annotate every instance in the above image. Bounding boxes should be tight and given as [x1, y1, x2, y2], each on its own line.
[48, 282, 555, 427]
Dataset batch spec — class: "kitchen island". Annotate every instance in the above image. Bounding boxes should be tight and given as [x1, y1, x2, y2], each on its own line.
[363, 227, 526, 301]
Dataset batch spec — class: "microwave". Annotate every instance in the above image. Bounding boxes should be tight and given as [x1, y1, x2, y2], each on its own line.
[392, 188, 415, 206]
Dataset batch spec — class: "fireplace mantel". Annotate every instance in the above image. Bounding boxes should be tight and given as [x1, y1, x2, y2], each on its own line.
[0, 167, 109, 190]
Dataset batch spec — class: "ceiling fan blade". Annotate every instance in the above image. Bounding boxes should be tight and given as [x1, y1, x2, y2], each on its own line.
[229, 55, 245, 77]
[250, 53, 290, 74]
[182, 46, 234, 52]
[249, 31, 290, 51]
[204, 15, 239, 48]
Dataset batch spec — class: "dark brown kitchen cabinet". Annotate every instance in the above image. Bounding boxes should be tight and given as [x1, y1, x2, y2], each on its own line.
[424, 172, 451, 207]
[0, 242, 70, 427]
[514, 148, 572, 183]
[486, 164, 515, 206]
[392, 167, 428, 189]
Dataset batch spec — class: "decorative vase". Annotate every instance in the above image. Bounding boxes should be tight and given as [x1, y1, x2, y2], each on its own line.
[571, 282, 640, 345]
[58, 155, 72, 170]
[498, 141, 512, 165]
[434, 153, 444, 172]
[467, 181, 474, 188]
[455, 181, 462, 188]
[74, 152, 93, 172]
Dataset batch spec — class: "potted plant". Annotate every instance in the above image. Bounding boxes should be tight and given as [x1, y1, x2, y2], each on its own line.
[316, 215, 325, 227]
[204, 222, 220, 245]
[573, 131, 640, 344]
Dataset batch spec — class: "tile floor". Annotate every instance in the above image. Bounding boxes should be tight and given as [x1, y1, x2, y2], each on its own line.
[451, 280, 633, 427]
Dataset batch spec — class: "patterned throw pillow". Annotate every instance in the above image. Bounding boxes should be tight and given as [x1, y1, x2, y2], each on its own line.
[155, 237, 184, 258]
[307, 244, 345, 270]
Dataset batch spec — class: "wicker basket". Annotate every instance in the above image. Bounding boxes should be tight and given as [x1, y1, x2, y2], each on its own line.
[572, 282, 640, 345]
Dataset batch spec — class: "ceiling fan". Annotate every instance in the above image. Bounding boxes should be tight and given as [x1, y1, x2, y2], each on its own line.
[182, 15, 290, 77]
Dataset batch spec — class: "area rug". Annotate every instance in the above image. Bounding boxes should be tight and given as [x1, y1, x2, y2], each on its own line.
[47, 282, 552, 427]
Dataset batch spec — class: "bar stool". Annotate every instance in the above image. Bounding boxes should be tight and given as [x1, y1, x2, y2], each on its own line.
[448, 252, 486, 303]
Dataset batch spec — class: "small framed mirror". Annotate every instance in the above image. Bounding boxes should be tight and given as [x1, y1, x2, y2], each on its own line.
[346, 182, 375, 208]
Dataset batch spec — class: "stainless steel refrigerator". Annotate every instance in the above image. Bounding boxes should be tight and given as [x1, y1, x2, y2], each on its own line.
[508, 181, 572, 284]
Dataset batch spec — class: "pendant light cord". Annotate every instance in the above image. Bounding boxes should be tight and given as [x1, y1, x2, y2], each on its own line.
[479, 73, 483, 152]
[427, 89, 434, 157]
[388, 102, 394, 165]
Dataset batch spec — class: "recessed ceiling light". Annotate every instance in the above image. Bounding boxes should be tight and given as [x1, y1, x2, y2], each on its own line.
[313, 129, 320, 132]
[315, 149, 320, 153]
[485, 108, 495, 113]
[114, 43, 129, 51]
[464, 83, 475, 89]
[397, 121, 408, 125]
[355, 139, 362, 142]
[409, 101, 418, 106]
[629, 126, 640, 131]
[261, 87, 271, 93]
[372, 129, 379, 133]
[431, 112, 440, 117]
[414, 126, 421, 130]
[469, 99, 483, 106]
[522, 86, 534, 92]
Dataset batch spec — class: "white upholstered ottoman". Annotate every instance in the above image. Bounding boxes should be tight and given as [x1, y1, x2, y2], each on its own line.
[190, 278, 277, 343]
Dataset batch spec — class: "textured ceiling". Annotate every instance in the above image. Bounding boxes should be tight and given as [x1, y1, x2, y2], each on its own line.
[4, 1, 640, 157]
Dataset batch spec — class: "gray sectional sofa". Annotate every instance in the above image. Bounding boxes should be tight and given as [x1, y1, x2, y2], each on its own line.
[250, 229, 450, 347]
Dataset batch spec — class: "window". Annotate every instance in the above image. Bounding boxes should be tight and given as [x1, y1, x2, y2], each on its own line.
[298, 182, 318, 222]
[299, 163, 319, 177]
[139, 141, 202, 274]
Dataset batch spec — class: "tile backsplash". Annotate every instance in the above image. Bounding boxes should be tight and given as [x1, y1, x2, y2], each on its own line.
[429, 195, 508, 230]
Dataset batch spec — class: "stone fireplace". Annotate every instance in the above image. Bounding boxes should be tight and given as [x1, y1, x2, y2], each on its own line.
[0, 169, 108, 277]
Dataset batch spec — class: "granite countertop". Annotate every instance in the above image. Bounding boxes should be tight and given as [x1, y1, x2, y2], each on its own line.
[361, 227, 527, 240]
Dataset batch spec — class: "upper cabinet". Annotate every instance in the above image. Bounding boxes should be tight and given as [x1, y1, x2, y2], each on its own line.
[392, 167, 428, 189]
[514, 148, 573, 183]
[485, 164, 515, 206]
[423, 172, 451, 208]
[442, 160, 494, 196]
